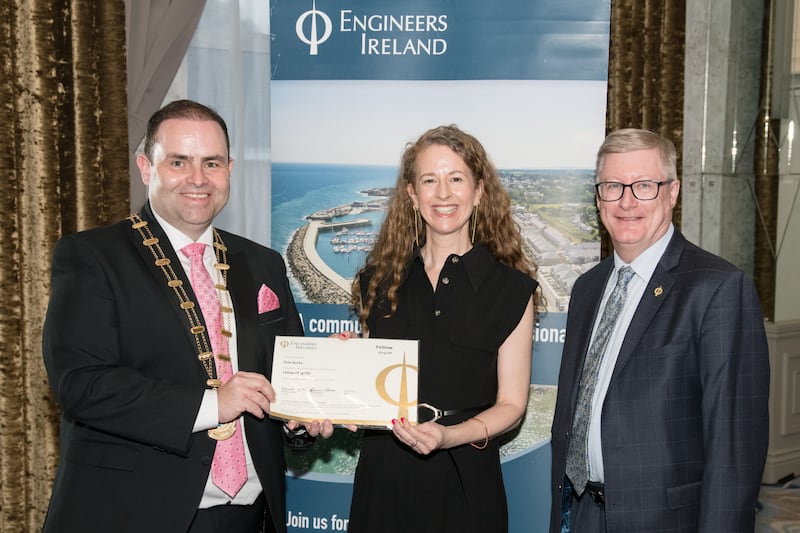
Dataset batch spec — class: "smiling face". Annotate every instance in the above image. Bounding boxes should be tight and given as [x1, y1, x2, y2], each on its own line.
[406, 144, 483, 249]
[136, 118, 233, 240]
[596, 147, 680, 263]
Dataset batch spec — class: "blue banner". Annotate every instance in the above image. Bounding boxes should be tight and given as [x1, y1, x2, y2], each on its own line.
[270, 2, 610, 531]
[271, 0, 610, 80]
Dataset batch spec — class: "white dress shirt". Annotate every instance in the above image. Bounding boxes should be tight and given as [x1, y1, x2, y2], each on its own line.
[587, 224, 674, 482]
[151, 210, 263, 507]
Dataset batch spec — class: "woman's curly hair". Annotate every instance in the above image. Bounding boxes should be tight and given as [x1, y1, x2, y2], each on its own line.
[352, 125, 538, 332]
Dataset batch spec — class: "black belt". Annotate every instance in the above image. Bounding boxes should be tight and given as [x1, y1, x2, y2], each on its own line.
[417, 403, 492, 426]
[584, 481, 605, 505]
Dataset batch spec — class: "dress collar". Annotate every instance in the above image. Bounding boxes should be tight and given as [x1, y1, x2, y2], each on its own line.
[407, 243, 495, 293]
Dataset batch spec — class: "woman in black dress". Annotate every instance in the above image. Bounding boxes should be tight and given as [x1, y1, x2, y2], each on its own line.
[348, 125, 539, 533]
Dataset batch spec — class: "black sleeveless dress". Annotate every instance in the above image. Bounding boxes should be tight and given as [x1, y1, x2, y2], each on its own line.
[348, 244, 538, 533]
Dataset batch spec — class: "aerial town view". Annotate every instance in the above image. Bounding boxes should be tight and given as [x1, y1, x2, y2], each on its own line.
[278, 166, 600, 313]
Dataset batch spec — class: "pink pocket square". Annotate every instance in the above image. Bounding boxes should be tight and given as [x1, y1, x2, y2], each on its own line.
[257, 284, 280, 313]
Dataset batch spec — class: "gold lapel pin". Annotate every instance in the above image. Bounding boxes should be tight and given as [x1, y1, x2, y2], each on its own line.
[654, 286, 663, 297]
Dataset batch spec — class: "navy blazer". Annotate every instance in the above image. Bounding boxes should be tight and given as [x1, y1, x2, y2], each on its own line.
[42, 203, 303, 533]
[550, 231, 769, 532]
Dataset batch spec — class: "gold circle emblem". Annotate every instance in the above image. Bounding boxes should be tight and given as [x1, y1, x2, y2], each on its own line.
[207, 421, 237, 440]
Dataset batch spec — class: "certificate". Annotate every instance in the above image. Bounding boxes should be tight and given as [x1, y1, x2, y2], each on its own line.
[270, 335, 420, 429]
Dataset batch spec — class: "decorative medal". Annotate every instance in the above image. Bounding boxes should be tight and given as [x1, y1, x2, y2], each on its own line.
[129, 215, 238, 441]
[208, 421, 237, 440]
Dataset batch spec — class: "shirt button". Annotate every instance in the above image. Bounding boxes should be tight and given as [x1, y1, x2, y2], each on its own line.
[434, 309, 442, 317]
[441, 277, 450, 285]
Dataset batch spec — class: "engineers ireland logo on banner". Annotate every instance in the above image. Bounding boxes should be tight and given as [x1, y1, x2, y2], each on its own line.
[294, 1, 449, 57]
[295, 1, 332, 55]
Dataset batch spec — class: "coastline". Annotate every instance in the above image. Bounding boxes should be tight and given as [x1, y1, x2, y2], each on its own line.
[286, 224, 352, 304]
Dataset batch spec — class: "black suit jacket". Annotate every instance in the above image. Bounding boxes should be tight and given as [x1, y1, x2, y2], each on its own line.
[42, 203, 303, 532]
[550, 231, 769, 532]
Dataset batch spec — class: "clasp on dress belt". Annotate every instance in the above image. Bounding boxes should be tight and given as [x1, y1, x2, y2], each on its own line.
[417, 403, 443, 422]
[417, 402, 493, 424]
[584, 481, 605, 505]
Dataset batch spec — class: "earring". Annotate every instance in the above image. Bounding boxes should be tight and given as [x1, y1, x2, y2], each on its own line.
[413, 206, 420, 247]
[470, 203, 478, 244]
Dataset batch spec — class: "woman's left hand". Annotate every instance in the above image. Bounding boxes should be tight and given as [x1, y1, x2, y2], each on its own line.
[391, 417, 443, 455]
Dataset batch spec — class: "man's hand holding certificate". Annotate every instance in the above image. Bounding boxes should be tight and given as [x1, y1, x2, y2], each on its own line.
[270, 335, 419, 429]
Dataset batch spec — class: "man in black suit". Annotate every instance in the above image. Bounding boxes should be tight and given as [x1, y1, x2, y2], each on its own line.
[550, 129, 770, 532]
[42, 100, 324, 532]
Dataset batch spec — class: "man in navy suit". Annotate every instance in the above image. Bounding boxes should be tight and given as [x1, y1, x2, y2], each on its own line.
[550, 129, 770, 532]
[42, 100, 325, 532]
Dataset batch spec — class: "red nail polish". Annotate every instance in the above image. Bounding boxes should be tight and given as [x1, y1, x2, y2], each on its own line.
[391, 419, 397, 425]
[401, 417, 407, 424]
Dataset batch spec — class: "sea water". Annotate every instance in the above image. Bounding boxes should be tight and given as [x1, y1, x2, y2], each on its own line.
[271, 162, 396, 280]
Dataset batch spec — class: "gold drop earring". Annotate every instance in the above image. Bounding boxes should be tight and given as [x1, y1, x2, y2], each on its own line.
[413, 205, 420, 247]
[470, 203, 479, 243]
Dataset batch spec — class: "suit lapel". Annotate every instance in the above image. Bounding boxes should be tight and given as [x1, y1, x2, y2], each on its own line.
[609, 232, 685, 384]
[574, 269, 610, 360]
[565, 259, 614, 409]
[226, 242, 258, 372]
[129, 204, 210, 380]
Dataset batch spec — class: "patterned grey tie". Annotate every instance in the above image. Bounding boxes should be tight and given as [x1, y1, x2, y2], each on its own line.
[565, 265, 636, 495]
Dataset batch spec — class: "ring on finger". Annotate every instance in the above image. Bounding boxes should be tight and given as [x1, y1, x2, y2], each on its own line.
[411, 440, 418, 448]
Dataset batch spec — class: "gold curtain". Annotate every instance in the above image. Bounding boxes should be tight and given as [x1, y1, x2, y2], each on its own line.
[0, 1, 129, 530]
[753, 0, 778, 321]
[603, 0, 686, 258]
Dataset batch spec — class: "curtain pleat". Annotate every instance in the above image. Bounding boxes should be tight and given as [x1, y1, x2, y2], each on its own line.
[0, 1, 128, 530]
[604, 0, 686, 258]
[753, 0, 779, 320]
[125, 0, 206, 209]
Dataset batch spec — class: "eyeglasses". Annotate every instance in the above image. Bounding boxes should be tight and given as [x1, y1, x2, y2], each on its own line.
[595, 180, 672, 201]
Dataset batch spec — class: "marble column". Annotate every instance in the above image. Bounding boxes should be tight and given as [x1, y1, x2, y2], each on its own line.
[774, 2, 800, 322]
[684, 0, 800, 485]
[682, 0, 764, 275]
[766, 2, 800, 486]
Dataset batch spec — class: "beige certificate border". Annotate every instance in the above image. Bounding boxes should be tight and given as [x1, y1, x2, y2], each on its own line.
[269, 335, 420, 429]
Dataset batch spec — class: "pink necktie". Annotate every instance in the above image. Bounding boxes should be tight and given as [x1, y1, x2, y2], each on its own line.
[182, 242, 247, 498]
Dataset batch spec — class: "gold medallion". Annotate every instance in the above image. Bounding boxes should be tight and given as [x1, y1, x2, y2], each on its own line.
[207, 421, 237, 440]
[128, 215, 237, 438]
